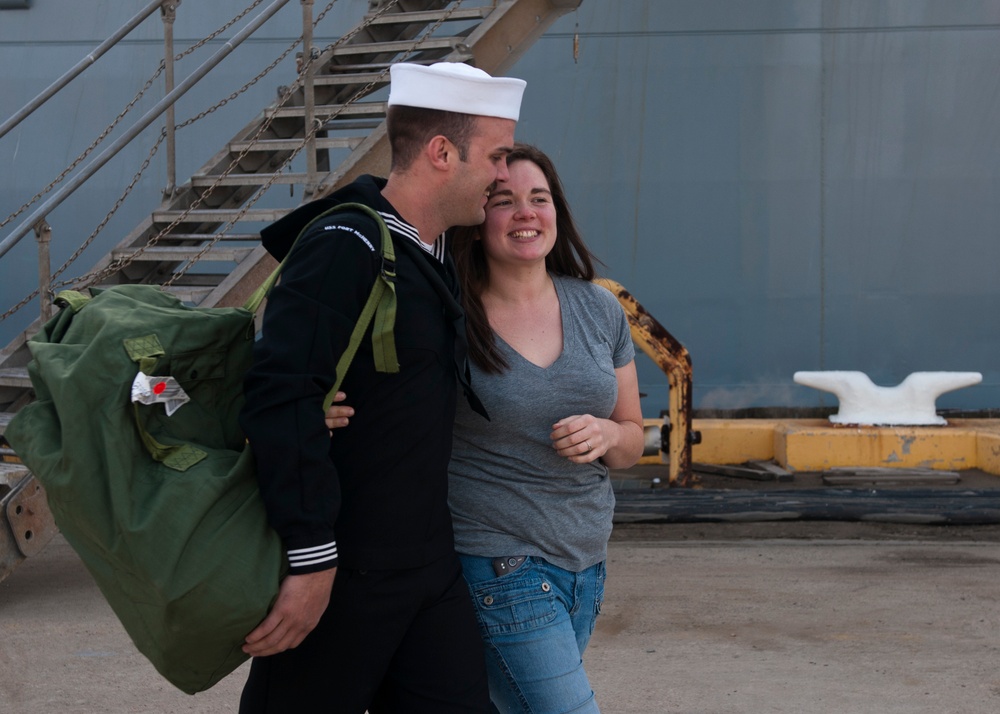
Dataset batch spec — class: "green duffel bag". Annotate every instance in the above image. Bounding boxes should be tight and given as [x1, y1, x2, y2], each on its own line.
[5, 203, 397, 694]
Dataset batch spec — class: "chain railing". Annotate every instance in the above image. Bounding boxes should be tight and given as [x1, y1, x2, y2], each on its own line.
[0, 0, 489, 323]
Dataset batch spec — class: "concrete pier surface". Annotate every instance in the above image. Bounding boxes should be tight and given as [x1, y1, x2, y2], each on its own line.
[3, 523, 1000, 713]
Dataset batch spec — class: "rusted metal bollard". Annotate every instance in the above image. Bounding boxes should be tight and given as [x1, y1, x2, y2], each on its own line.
[595, 278, 700, 487]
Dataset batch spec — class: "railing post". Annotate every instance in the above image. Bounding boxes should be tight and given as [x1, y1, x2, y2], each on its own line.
[301, 0, 318, 197]
[34, 220, 53, 322]
[161, 0, 181, 197]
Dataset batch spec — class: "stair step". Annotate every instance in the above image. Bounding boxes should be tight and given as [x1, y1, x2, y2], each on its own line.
[318, 119, 383, 131]
[322, 58, 442, 73]
[192, 173, 315, 188]
[0, 412, 13, 436]
[267, 102, 388, 120]
[329, 37, 459, 56]
[313, 72, 388, 87]
[155, 233, 261, 242]
[0, 461, 29, 488]
[166, 273, 228, 286]
[0, 368, 31, 389]
[366, 7, 490, 25]
[152, 209, 289, 224]
[111, 246, 255, 263]
[161, 285, 216, 304]
[227, 136, 364, 153]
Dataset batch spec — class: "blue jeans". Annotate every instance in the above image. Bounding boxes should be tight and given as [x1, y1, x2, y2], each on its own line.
[459, 554, 606, 714]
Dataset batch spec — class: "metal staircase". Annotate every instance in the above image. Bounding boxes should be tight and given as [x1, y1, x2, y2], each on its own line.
[0, 0, 583, 582]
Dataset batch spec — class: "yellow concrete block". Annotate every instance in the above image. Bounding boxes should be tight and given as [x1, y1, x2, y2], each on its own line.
[949, 420, 1000, 476]
[691, 419, 782, 465]
[976, 431, 1000, 476]
[776, 422, 979, 472]
[642, 417, 1000, 475]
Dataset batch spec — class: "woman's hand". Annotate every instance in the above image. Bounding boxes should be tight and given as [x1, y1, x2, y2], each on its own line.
[550, 414, 610, 464]
[325, 391, 354, 434]
[550, 362, 645, 469]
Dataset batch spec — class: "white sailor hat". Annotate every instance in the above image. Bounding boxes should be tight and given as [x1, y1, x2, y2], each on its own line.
[388, 62, 526, 121]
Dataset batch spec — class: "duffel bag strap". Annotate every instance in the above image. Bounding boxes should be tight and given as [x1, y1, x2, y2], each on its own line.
[324, 251, 396, 412]
[53, 290, 91, 313]
[243, 202, 399, 412]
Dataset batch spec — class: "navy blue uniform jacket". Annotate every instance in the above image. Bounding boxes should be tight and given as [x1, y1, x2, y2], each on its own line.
[240, 175, 485, 574]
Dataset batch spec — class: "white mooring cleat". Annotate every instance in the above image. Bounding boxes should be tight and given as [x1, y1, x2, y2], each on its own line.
[792, 370, 983, 426]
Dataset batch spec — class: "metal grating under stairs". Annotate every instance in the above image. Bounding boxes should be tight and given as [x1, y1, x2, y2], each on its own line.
[0, 0, 582, 581]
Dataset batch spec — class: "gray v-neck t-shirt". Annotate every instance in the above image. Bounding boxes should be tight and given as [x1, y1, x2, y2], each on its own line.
[448, 274, 635, 572]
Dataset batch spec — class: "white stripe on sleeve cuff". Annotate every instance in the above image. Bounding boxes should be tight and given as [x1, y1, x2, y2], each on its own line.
[287, 541, 338, 568]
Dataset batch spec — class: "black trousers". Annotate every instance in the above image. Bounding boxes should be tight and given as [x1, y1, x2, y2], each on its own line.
[239, 551, 491, 713]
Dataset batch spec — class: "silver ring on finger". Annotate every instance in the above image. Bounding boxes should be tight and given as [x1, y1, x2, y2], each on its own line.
[585, 440, 592, 452]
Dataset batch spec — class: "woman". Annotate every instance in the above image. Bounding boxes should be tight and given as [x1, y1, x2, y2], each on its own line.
[328, 144, 644, 713]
